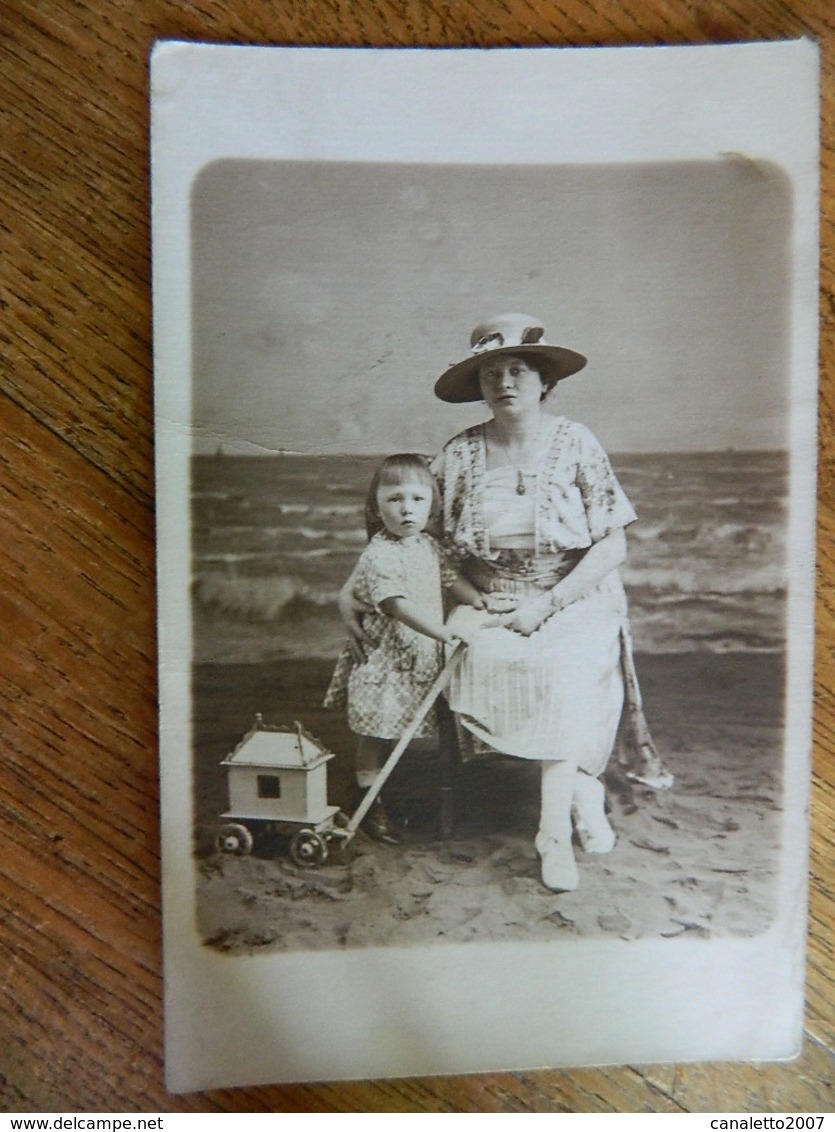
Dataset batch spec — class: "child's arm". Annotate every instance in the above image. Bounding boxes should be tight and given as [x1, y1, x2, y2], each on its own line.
[436, 546, 486, 609]
[337, 561, 377, 662]
[445, 573, 487, 609]
[379, 597, 470, 644]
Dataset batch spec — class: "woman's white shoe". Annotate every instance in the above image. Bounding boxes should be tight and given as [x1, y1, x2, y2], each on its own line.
[537, 839, 579, 892]
[572, 773, 616, 854]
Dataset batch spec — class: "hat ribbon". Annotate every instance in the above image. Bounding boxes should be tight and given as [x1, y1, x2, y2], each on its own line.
[471, 325, 546, 354]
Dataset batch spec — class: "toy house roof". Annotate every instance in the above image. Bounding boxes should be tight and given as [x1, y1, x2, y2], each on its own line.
[222, 719, 334, 770]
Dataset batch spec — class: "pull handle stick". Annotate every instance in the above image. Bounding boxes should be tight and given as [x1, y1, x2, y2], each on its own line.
[345, 641, 466, 837]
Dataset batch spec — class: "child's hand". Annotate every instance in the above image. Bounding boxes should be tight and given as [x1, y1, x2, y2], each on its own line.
[444, 604, 490, 643]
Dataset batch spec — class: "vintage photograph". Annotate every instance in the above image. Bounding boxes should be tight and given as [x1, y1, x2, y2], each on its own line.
[152, 42, 817, 1088]
[189, 157, 791, 951]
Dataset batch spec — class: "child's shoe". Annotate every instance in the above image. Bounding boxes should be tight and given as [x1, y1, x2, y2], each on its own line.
[361, 795, 402, 845]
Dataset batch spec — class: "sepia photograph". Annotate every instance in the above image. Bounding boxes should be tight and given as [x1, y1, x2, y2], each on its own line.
[190, 157, 791, 951]
[151, 42, 818, 1090]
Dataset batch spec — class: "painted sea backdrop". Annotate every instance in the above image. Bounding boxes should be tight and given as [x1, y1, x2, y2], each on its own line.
[191, 449, 787, 664]
[192, 447, 789, 946]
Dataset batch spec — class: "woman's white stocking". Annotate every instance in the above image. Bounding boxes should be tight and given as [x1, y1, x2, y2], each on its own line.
[572, 771, 616, 853]
[536, 759, 579, 891]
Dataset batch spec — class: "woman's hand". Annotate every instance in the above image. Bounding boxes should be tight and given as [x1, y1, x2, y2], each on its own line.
[488, 593, 552, 636]
[484, 592, 519, 615]
[337, 576, 374, 663]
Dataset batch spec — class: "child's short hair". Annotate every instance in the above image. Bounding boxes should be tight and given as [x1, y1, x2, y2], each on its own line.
[364, 453, 441, 539]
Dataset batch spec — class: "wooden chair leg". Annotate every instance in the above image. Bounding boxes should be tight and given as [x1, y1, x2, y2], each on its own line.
[437, 697, 459, 839]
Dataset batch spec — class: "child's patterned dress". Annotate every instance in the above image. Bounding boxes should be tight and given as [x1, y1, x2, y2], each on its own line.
[324, 530, 453, 740]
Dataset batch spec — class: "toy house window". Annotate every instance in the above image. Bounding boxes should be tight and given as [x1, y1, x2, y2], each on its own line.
[257, 775, 282, 799]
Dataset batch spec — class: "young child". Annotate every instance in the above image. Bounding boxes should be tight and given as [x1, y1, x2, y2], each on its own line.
[324, 454, 483, 843]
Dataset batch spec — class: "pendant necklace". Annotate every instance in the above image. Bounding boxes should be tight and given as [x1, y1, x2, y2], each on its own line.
[490, 421, 539, 495]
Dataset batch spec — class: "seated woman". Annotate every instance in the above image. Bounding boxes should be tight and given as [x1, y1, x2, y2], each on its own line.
[343, 313, 671, 892]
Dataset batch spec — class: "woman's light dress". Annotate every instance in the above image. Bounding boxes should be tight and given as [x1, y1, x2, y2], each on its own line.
[324, 530, 451, 741]
[433, 415, 637, 769]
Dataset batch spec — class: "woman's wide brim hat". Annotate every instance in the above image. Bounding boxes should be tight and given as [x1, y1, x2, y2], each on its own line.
[434, 313, 587, 403]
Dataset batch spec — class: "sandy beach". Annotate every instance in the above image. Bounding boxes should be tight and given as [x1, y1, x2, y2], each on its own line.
[193, 650, 784, 952]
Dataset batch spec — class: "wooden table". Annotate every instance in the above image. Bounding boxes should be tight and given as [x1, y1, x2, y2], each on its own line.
[2, 0, 833, 1112]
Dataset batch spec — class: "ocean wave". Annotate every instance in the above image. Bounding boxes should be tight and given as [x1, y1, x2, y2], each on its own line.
[630, 518, 783, 555]
[641, 632, 783, 654]
[630, 597, 784, 623]
[294, 526, 366, 543]
[630, 638, 783, 656]
[275, 504, 311, 515]
[197, 552, 279, 566]
[195, 543, 366, 569]
[196, 524, 284, 538]
[196, 513, 363, 542]
[274, 502, 360, 517]
[652, 522, 771, 548]
[281, 547, 337, 560]
[622, 562, 786, 596]
[709, 521, 782, 548]
[628, 524, 664, 543]
[314, 503, 364, 517]
[194, 574, 337, 623]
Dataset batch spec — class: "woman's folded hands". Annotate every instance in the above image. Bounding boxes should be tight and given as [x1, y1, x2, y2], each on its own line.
[484, 592, 553, 636]
[446, 592, 553, 638]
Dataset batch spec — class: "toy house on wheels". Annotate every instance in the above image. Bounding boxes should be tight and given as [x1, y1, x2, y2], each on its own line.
[216, 645, 466, 868]
[216, 715, 344, 866]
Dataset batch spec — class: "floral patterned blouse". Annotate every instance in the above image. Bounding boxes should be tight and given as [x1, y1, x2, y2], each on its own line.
[430, 416, 636, 562]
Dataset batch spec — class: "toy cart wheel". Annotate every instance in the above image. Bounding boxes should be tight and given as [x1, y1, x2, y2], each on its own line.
[216, 822, 254, 856]
[290, 829, 328, 868]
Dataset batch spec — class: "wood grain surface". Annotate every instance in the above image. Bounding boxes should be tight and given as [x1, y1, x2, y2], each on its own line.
[2, 0, 833, 1113]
